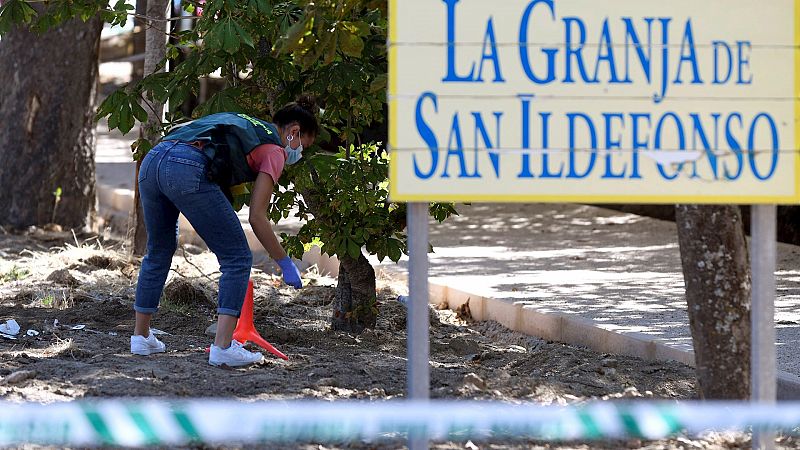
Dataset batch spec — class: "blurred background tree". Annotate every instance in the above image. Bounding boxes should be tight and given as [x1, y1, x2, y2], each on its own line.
[0, 1, 113, 229]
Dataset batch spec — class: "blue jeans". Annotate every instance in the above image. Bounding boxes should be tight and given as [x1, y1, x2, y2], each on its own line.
[134, 142, 252, 317]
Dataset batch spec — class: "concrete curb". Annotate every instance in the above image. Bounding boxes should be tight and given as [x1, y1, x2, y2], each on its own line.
[778, 371, 800, 400]
[390, 269, 800, 400]
[422, 280, 695, 367]
[96, 183, 800, 399]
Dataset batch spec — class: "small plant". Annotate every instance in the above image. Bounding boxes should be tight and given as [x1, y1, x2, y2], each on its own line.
[347, 296, 379, 324]
[41, 294, 55, 308]
[51, 186, 62, 224]
[160, 299, 194, 316]
[1, 265, 30, 283]
[36, 289, 71, 309]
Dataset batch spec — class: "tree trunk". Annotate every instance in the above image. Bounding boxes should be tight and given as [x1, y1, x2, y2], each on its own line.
[676, 204, 751, 399]
[333, 253, 378, 333]
[133, 161, 148, 255]
[297, 184, 379, 333]
[131, 0, 148, 83]
[0, 12, 102, 230]
[133, 0, 169, 256]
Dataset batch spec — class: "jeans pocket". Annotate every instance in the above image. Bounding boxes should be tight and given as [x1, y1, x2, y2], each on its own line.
[166, 156, 205, 195]
[137, 149, 160, 183]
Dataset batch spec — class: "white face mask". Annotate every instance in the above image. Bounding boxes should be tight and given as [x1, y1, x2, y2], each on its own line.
[285, 134, 303, 165]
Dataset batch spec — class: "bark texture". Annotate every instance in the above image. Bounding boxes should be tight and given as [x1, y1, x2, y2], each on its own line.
[131, 0, 148, 83]
[132, 0, 169, 256]
[676, 204, 751, 399]
[0, 13, 102, 229]
[333, 254, 378, 333]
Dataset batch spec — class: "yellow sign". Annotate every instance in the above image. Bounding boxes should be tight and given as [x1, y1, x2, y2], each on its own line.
[389, 0, 800, 204]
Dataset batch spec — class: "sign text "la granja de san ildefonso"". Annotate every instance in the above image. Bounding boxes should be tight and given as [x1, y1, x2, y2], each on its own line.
[389, 0, 800, 203]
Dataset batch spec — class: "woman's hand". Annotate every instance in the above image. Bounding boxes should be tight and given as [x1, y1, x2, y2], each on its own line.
[276, 256, 302, 288]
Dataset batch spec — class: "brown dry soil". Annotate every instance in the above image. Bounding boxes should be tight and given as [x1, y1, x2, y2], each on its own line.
[0, 228, 795, 449]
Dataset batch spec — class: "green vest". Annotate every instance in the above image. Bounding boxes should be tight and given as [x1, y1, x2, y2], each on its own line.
[162, 112, 283, 187]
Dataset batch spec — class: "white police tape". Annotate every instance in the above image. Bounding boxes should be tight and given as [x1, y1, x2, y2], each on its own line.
[2, 400, 800, 446]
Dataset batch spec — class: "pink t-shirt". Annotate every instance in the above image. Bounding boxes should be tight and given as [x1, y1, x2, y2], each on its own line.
[246, 144, 286, 184]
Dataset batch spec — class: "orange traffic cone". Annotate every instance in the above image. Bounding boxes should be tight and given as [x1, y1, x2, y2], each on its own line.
[233, 279, 289, 360]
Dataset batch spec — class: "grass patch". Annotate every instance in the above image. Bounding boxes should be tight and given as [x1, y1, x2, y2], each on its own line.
[1, 265, 30, 283]
[34, 289, 73, 310]
[159, 297, 198, 315]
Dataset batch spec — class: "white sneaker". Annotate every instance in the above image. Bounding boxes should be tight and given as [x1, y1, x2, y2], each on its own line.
[209, 340, 264, 367]
[130, 332, 166, 356]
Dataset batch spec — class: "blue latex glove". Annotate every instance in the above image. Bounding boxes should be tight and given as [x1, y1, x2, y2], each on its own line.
[276, 256, 302, 288]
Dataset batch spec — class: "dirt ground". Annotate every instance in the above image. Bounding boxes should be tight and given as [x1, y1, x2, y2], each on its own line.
[0, 228, 795, 449]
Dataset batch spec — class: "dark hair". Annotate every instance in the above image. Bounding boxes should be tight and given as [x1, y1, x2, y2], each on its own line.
[273, 95, 320, 137]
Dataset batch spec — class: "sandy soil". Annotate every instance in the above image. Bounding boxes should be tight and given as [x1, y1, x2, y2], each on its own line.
[0, 228, 793, 449]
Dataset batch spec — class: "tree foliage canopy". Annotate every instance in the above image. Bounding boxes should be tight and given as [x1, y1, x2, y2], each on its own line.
[0, 0, 132, 34]
[1, 0, 456, 264]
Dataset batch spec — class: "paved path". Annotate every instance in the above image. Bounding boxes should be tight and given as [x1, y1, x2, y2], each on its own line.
[95, 123, 800, 377]
[379, 203, 800, 377]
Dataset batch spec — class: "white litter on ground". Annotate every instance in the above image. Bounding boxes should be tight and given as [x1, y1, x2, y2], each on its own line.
[0, 319, 20, 336]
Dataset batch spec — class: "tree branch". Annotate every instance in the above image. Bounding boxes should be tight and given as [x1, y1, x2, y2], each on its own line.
[123, 11, 202, 23]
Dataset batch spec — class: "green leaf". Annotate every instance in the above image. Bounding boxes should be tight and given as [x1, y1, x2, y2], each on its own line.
[347, 239, 361, 260]
[256, 0, 272, 15]
[0, 7, 11, 34]
[231, 192, 250, 212]
[0, 0, 37, 33]
[280, 15, 309, 54]
[131, 100, 149, 123]
[118, 104, 135, 134]
[168, 85, 192, 113]
[233, 20, 254, 48]
[203, 22, 224, 50]
[15, 0, 36, 23]
[131, 138, 153, 161]
[337, 29, 364, 58]
[222, 21, 240, 54]
[247, 0, 271, 16]
[197, 89, 244, 115]
[204, 0, 224, 18]
[96, 92, 119, 121]
[369, 74, 387, 94]
[107, 110, 120, 131]
[387, 238, 402, 262]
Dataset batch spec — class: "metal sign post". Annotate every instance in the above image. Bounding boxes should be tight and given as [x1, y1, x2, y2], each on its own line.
[751, 204, 777, 450]
[407, 202, 430, 450]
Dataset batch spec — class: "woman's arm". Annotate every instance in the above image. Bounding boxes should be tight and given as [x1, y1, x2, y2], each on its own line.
[248, 172, 287, 260]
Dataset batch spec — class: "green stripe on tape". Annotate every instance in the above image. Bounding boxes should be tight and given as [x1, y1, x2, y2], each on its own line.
[619, 411, 644, 438]
[82, 408, 116, 445]
[576, 411, 602, 439]
[127, 408, 160, 445]
[172, 410, 201, 442]
[658, 408, 684, 435]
